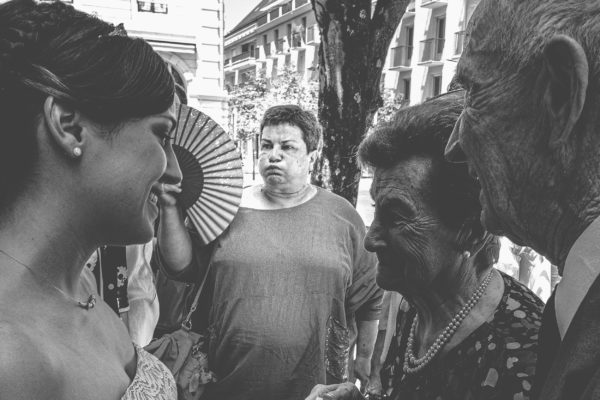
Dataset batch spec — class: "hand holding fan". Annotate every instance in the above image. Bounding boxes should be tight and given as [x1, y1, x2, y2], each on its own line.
[172, 104, 243, 244]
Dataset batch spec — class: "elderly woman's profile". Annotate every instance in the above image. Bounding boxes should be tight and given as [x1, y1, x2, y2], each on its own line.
[306, 91, 544, 400]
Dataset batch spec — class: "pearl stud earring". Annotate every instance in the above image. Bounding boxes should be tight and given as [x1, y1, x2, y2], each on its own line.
[73, 147, 82, 157]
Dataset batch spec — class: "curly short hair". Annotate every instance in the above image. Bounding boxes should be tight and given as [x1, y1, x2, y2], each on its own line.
[359, 91, 490, 253]
[260, 105, 322, 153]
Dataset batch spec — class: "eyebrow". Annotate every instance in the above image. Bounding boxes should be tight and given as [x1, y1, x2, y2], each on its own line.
[379, 194, 417, 218]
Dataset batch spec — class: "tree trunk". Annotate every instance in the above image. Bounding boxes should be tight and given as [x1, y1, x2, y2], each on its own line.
[310, 0, 408, 206]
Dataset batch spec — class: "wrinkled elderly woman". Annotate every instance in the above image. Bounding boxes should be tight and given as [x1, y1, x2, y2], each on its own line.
[306, 91, 543, 400]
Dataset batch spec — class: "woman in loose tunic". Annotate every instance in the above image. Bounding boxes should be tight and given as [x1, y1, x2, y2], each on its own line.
[155, 105, 383, 400]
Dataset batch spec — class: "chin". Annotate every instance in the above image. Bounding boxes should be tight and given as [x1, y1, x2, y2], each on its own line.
[376, 264, 404, 292]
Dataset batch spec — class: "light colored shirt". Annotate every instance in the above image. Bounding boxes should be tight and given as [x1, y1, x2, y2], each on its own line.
[555, 216, 600, 338]
[126, 241, 159, 347]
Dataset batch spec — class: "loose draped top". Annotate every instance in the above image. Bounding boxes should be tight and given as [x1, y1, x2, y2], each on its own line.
[180, 187, 383, 400]
[121, 345, 177, 400]
[381, 272, 544, 400]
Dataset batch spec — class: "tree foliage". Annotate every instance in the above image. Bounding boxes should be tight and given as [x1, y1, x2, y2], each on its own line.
[228, 66, 319, 143]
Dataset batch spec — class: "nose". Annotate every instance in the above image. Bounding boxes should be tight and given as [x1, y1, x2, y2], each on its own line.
[364, 218, 386, 253]
[444, 117, 468, 163]
[268, 146, 283, 162]
[162, 144, 183, 185]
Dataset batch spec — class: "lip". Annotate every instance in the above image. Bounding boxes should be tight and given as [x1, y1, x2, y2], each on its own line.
[265, 166, 283, 174]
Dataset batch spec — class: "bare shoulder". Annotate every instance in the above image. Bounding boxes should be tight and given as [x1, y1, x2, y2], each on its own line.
[0, 321, 62, 399]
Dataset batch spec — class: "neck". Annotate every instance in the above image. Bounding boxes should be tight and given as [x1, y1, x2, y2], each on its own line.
[521, 196, 600, 272]
[261, 182, 313, 206]
[0, 188, 98, 296]
[409, 258, 492, 347]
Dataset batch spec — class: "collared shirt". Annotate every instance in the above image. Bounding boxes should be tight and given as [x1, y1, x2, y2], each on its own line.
[555, 216, 600, 338]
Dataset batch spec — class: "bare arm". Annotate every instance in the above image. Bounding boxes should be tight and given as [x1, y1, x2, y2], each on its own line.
[353, 319, 378, 387]
[155, 184, 212, 280]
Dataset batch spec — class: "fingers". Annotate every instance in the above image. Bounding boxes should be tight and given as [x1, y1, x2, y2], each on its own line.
[305, 384, 338, 400]
[322, 383, 363, 400]
[305, 383, 363, 400]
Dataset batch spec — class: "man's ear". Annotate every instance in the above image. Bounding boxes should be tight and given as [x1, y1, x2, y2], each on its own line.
[541, 35, 588, 147]
[42, 96, 85, 158]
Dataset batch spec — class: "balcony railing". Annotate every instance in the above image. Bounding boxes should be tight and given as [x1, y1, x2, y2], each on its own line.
[454, 31, 466, 55]
[232, 51, 255, 64]
[390, 46, 412, 68]
[269, 8, 279, 20]
[306, 26, 316, 43]
[420, 38, 445, 63]
[257, 13, 268, 26]
[295, 0, 309, 6]
[282, 1, 292, 14]
[224, 58, 231, 67]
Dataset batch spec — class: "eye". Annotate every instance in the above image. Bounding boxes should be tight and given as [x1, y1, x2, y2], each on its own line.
[261, 143, 272, 150]
[159, 133, 172, 148]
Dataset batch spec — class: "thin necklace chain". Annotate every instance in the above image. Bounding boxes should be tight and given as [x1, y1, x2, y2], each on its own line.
[403, 269, 494, 374]
[0, 248, 96, 310]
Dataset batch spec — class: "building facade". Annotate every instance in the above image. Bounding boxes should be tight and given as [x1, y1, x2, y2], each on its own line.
[224, 0, 480, 105]
[224, 0, 318, 90]
[37, 0, 228, 126]
[383, 0, 480, 105]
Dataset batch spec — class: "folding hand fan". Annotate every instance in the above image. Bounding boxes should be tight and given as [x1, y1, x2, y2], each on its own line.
[172, 104, 243, 244]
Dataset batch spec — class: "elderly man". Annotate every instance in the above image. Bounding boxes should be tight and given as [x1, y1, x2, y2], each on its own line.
[444, 1, 600, 399]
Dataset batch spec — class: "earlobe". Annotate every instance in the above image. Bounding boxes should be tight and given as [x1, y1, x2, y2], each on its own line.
[541, 35, 588, 147]
[43, 96, 85, 158]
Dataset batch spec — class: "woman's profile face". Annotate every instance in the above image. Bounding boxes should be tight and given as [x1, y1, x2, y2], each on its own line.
[87, 98, 180, 245]
[364, 155, 460, 296]
[258, 123, 314, 190]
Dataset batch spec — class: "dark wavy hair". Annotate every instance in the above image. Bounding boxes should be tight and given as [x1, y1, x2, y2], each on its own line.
[359, 91, 494, 260]
[260, 105, 322, 153]
[0, 0, 175, 208]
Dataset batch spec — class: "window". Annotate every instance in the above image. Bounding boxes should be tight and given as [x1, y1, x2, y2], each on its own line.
[432, 75, 441, 97]
[137, 1, 168, 14]
[435, 17, 445, 54]
[403, 78, 411, 102]
[405, 26, 414, 62]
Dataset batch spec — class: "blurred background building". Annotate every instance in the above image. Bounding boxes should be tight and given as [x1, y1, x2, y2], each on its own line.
[224, 0, 480, 104]
[37, 0, 228, 126]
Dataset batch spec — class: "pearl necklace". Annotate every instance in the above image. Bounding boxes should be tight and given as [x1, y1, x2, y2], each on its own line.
[0, 249, 96, 310]
[403, 269, 494, 374]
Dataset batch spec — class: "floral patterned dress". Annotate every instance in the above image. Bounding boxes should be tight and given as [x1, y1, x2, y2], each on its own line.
[121, 345, 177, 400]
[381, 272, 543, 400]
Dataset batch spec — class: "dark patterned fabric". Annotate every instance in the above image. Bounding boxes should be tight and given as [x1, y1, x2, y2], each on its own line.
[85, 246, 129, 314]
[381, 272, 543, 400]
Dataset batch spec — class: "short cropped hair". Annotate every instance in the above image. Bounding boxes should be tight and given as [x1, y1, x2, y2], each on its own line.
[464, 0, 600, 119]
[260, 105, 322, 153]
[358, 91, 487, 250]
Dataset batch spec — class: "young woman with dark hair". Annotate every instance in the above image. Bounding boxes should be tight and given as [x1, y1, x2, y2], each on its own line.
[0, 1, 181, 398]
